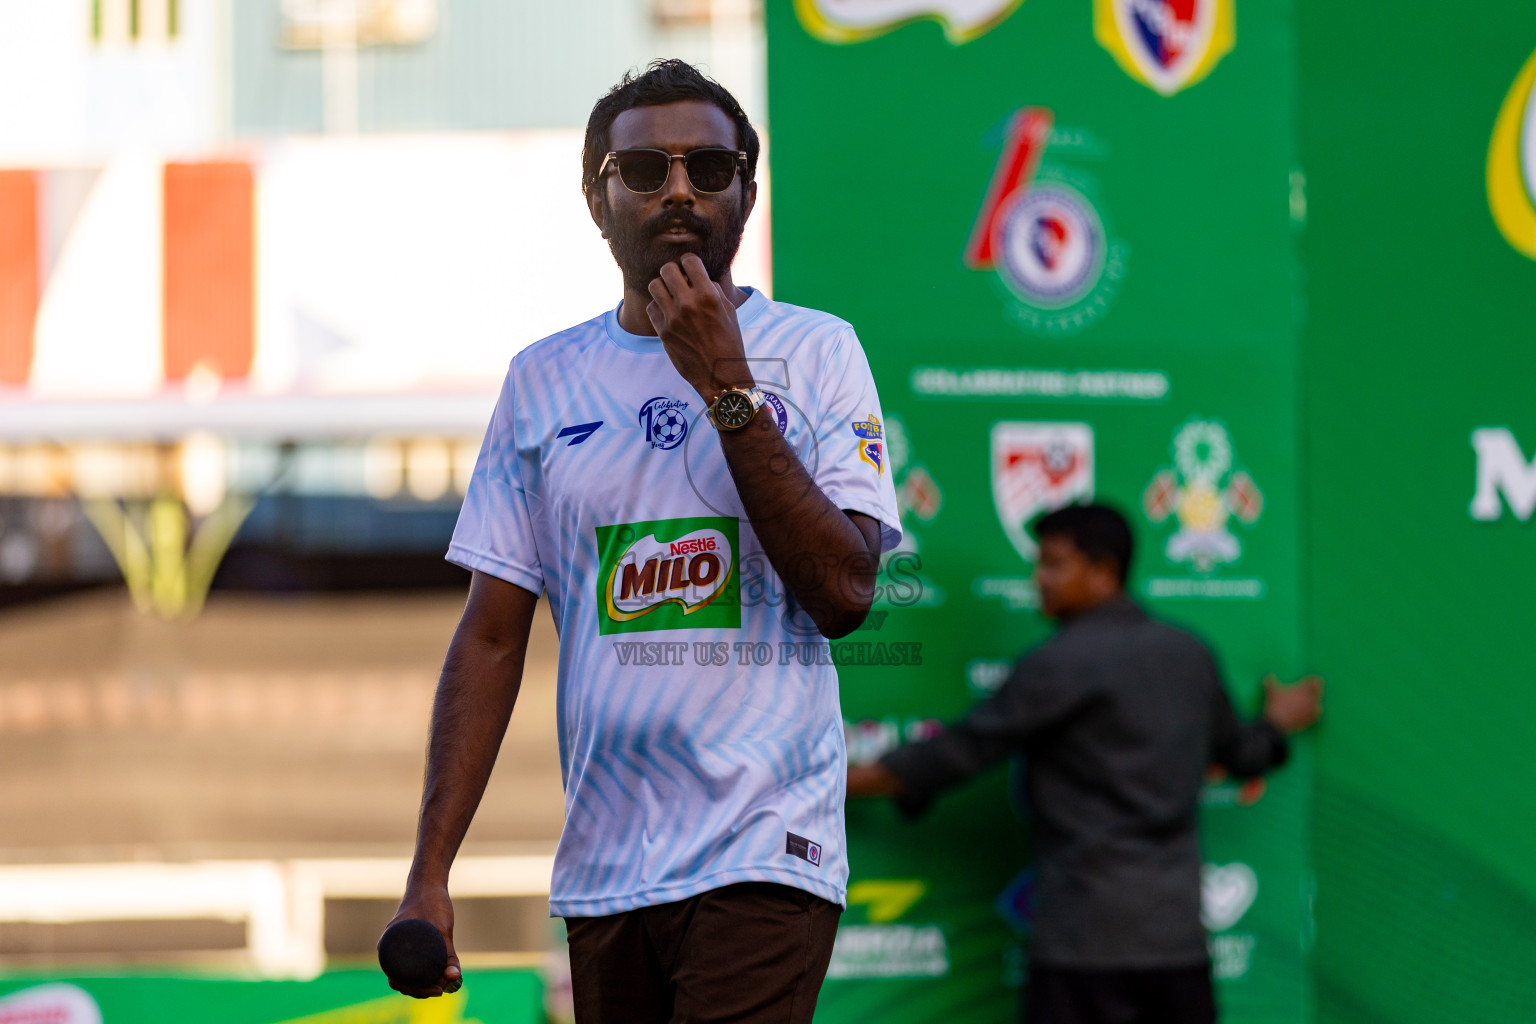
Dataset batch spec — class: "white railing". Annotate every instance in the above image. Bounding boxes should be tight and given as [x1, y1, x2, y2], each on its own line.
[0, 855, 555, 979]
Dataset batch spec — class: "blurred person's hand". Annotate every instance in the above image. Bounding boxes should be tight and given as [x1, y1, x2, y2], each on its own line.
[1262, 674, 1324, 734]
[380, 885, 460, 998]
[847, 762, 903, 798]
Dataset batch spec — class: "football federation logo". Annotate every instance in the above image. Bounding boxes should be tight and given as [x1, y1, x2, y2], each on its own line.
[639, 396, 690, 450]
[1094, 0, 1235, 97]
[1488, 45, 1536, 260]
[852, 413, 886, 476]
[795, 0, 1024, 45]
[967, 109, 1127, 334]
[596, 517, 740, 635]
[996, 184, 1106, 308]
[1142, 420, 1262, 572]
[991, 422, 1094, 562]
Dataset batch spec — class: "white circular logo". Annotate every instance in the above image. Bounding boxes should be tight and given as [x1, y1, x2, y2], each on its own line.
[994, 182, 1107, 309]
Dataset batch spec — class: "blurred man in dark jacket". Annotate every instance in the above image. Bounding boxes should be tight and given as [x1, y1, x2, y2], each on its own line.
[848, 503, 1321, 1024]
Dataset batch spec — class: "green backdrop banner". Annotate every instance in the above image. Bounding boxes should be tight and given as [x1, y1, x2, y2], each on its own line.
[0, 970, 543, 1024]
[1298, 2, 1536, 1022]
[767, 0, 1312, 1020]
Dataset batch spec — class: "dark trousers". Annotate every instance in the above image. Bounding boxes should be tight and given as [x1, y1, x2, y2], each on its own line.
[1025, 964, 1217, 1024]
[565, 882, 841, 1024]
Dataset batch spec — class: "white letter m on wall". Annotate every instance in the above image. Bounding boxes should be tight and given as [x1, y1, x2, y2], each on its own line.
[1471, 428, 1536, 521]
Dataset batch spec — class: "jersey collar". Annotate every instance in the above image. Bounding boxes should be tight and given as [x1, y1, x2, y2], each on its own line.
[605, 286, 768, 353]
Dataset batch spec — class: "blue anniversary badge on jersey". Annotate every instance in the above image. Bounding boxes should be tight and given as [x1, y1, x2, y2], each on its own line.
[639, 396, 690, 450]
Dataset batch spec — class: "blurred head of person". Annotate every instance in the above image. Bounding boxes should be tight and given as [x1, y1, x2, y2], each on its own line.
[582, 60, 760, 295]
[1031, 504, 1133, 621]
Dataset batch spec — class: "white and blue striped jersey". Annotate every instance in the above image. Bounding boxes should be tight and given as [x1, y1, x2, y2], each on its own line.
[448, 288, 902, 917]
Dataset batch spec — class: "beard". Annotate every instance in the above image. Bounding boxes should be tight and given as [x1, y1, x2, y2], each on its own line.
[605, 199, 747, 295]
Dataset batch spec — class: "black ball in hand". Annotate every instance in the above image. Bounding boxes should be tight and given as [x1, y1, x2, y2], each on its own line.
[378, 918, 449, 990]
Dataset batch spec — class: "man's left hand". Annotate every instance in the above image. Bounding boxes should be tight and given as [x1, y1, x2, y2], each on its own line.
[646, 253, 751, 401]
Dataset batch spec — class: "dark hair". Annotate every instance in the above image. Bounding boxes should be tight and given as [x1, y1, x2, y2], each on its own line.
[582, 59, 760, 199]
[1033, 503, 1135, 584]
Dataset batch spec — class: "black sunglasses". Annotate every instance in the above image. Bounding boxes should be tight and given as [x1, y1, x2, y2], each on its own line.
[599, 147, 748, 195]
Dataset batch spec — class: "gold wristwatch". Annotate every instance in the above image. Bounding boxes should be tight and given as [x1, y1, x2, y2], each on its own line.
[707, 386, 766, 431]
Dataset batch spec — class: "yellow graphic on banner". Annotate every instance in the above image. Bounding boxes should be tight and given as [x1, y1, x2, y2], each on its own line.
[1093, 0, 1234, 97]
[846, 879, 928, 922]
[794, 0, 1024, 45]
[272, 992, 479, 1024]
[1488, 45, 1536, 260]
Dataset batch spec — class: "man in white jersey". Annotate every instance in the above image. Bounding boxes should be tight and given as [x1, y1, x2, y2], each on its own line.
[383, 60, 901, 1022]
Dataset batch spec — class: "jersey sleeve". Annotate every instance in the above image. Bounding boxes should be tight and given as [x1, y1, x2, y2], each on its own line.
[808, 326, 903, 553]
[446, 369, 545, 595]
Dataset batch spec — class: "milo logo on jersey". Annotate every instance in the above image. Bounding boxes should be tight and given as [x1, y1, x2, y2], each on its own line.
[596, 516, 740, 635]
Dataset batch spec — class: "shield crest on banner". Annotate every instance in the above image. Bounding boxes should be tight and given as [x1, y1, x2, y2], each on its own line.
[991, 422, 1094, 562]
[1095, 0, 1233, 97]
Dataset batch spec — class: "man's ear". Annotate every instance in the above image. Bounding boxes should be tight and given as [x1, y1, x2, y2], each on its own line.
[742, 179, 758, 224]
[587, 186, 609, 238]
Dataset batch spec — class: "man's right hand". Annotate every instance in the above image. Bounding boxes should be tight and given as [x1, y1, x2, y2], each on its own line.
[1262, 674, 1324, 734]
[381, 885, 461, 999]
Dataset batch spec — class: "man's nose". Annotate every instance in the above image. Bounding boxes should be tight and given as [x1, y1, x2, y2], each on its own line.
[661, 156, 695, 205]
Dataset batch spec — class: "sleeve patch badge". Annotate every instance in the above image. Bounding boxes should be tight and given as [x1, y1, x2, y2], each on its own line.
[852, 413, 885, 476]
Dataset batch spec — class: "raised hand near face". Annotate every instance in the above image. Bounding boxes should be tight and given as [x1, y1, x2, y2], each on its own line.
[646, 252, 753, 401]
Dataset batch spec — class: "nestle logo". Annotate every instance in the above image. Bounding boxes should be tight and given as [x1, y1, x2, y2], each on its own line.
[669, 536, 716, 556]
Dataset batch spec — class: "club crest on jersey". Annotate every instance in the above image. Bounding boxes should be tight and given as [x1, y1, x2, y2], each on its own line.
[1488, 45, 1536, 260]
[1094, 0, 1234, 96]
[852, 413, 885, 476]
[794, 0, 1024, 45]
[991, 422, 1094, 562]
[596, 516, 741, 635]
[639, 396, 690, 451]
[764, 392, 791, 433]
[966, 109, 1127, 335]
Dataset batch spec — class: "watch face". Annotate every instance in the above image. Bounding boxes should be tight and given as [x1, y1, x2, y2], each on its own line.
[716, 391, 754, 428]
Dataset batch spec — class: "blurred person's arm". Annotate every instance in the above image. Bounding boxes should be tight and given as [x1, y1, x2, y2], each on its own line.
[384, 571, 539, 998]
[848, 650, 1082, 816]
[1210, 673, 1323, 778]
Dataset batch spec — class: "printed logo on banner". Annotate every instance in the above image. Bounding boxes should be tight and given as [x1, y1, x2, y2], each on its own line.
[0, 984, 102, 1024]
[830, 879, 950, 979]
[794, 0, 1024, 45]
[991, 422, 1094, 563]
[595, 516, 740, 635]
[1143, 419, 1261, 574]
[1094, 0, 1235, 96]
[879, 414, 948, 608]
[1202, 862, 1259, 981]
[967, 109, 1128, 335]
[1488, 45, 1536, 260]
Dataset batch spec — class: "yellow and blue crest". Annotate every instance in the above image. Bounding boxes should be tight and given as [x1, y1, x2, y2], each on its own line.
[1094, 0, 1235, 97]
[852, 413, 885, 476]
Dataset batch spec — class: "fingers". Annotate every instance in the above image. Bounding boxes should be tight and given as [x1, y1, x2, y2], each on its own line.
[658, 260, 691, 298]
[679, 252, 713, 288]
[646, 299, 665, 332]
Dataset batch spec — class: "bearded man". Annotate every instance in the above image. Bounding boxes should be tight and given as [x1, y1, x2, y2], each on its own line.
[383, 60, 901, 1024]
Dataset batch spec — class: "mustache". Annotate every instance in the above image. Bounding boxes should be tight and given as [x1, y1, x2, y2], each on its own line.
[646, 209, 712, 239]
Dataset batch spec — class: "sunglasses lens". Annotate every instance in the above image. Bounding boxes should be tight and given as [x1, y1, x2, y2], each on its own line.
[616, 151, 671, 193]
[686, 150, 739, 192]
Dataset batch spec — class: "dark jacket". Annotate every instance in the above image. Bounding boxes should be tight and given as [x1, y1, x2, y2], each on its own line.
[879, 597, 1287, 969]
